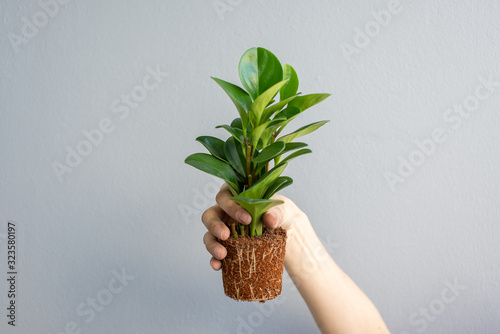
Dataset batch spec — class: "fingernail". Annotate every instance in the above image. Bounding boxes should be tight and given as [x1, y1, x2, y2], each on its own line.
[237, 210, 252, 224]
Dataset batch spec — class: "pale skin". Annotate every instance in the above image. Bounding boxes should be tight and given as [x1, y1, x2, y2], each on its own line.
[202, 184, 391, 334]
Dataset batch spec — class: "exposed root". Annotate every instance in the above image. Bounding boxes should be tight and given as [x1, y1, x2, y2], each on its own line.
[237, 248, 244, 279]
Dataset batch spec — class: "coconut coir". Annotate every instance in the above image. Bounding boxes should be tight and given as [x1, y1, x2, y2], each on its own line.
[219, 227, 287, 302]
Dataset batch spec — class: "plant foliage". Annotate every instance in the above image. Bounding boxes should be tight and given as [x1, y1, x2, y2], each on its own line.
[186, 47, 330, 237]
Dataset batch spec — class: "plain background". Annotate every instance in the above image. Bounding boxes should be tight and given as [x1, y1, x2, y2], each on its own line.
[1, 0, 499, 333]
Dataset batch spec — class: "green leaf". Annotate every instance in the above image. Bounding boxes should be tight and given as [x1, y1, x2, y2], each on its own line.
[266, 99, 275, 107]
[288, 93, 331, 112]
[216, 124, 245, 145]
[274, 142, 308, 164]
[211, 77, 251, 132]
[250, 122, 268, 147]
[264, 176, 293, 199]
[277, 120, 330, 144]
[230, 197, 284, 236]
[271, 106, 302, 132]
[275, 106, 301, 124]
[279, 148, 312, 165]
[283, 142, 308, 153]
[280, 64, 299, 101]
[252, 141, 286, 164]
[230, 117, 242, 129]
[195, 136, 226, 161]
[250, 79, 288, 126]
[261, 94, 299, 121]
[224, 137, 246, 179]
[238, 47, 284, 101]
[185, 153, 240, 192]
[240, 162, 288, 199]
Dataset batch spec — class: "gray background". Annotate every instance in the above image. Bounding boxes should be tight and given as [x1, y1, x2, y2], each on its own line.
[1, 0, 499, 333]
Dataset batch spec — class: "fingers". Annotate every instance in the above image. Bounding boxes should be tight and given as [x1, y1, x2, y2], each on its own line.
[216, 184, 252, 225]
[262, 194, 298, 231]
[201, 205, 230, 241]
[201, 205, 228, 271]
[203, 231, 227, 260]
[210, 257, 222, 271]
[263, 211, 280, 229]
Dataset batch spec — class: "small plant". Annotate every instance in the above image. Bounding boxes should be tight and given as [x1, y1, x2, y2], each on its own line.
[185, 47, 330, 238]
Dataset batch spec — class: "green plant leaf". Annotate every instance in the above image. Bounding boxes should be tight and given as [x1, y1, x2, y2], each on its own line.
[240, 162, 288, 199]
[185, 153, 240, 192]
[250, 79, 288, 126]
[238, 47, 284, 101]
[195, 136, 226, 161]
[211, 77, 251, 132]
[252, 141, 286, 164]
[280, 64, 299, 101]
[261, 94, 299, 121]
[224, 137, 246, 179]
[277, 120, 330, 143]
[288, 93, 331, 112]
[230, 117, 242, 129]
[264, 176, 293, 199]
[230, 197, 284, 236]
[216, 124, 245, 145]
[250, 122, 268, 147]
[275, 106, 301, 124]
[279, 148, 312, 165]
[266, 99, 275, 107]
[274, 142, 308, 164]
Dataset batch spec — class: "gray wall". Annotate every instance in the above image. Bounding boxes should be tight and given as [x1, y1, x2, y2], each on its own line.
[1, 0, 499, 333]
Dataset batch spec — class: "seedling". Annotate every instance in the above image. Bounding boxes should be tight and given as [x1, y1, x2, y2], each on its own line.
[186, 47, 330, 237]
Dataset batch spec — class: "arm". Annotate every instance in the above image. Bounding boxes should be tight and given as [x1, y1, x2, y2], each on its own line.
[201, 185, 390, 334]
[283, 206, 390, 334]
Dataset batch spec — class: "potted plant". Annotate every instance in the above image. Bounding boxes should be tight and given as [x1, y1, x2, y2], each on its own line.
[185, 47, 330, 301]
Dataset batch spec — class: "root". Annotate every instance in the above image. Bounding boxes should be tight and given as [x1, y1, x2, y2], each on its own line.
[236, 248, 243, 279]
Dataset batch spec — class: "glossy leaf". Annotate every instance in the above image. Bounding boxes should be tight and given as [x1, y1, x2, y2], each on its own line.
[277, 120, 329, 144]
[185, 153, 240, 192]
[283, 142, 308, 153]
[266, 99, 275, 107]
[250, 122, 268, 147]
[261, 94, 299, 121]
[250, 79, 288, 126]
[195, 136, 226, 161]
[216, 124, 245, 145]
[240, 163, 288, 199]
[230, 197, 284, 236]
[275, 106, 301, 123]
[239, 47, 284, 101]
[230, 117, 242, 129]
[224, 137, 246, 179]
[211, 77, 251, 132]
[274, 142, 308, 164]
[288, 93, 330, 112]
[264, 176, 293, 199]
[279, 148, 312, 165]
[259, 129, 274, 150]
[280, 64, 299, 101]
[272, 106, 301, 130]
[252, 141, 286, 164]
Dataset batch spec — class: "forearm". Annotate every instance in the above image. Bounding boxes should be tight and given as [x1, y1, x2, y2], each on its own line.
[284, 212, 390, 334]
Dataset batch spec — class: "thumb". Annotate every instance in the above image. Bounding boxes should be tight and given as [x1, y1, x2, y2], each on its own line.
[262, 210, 280, 229]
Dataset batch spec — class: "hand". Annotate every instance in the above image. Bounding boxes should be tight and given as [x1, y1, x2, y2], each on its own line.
[201, 183, 303, 271]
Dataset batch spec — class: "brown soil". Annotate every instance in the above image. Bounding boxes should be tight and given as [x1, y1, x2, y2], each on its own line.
[219, 227, 287, 302]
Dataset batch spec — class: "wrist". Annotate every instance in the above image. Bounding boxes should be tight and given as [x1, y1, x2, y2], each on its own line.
[284, 210, 322, 270]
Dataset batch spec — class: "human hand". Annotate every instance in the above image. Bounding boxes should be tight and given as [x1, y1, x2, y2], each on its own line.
[201, 183, 304, 270]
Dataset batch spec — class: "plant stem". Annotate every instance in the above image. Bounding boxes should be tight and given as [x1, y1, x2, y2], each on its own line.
[245, 144, 253, 187]
[230, 223, 238, 238]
